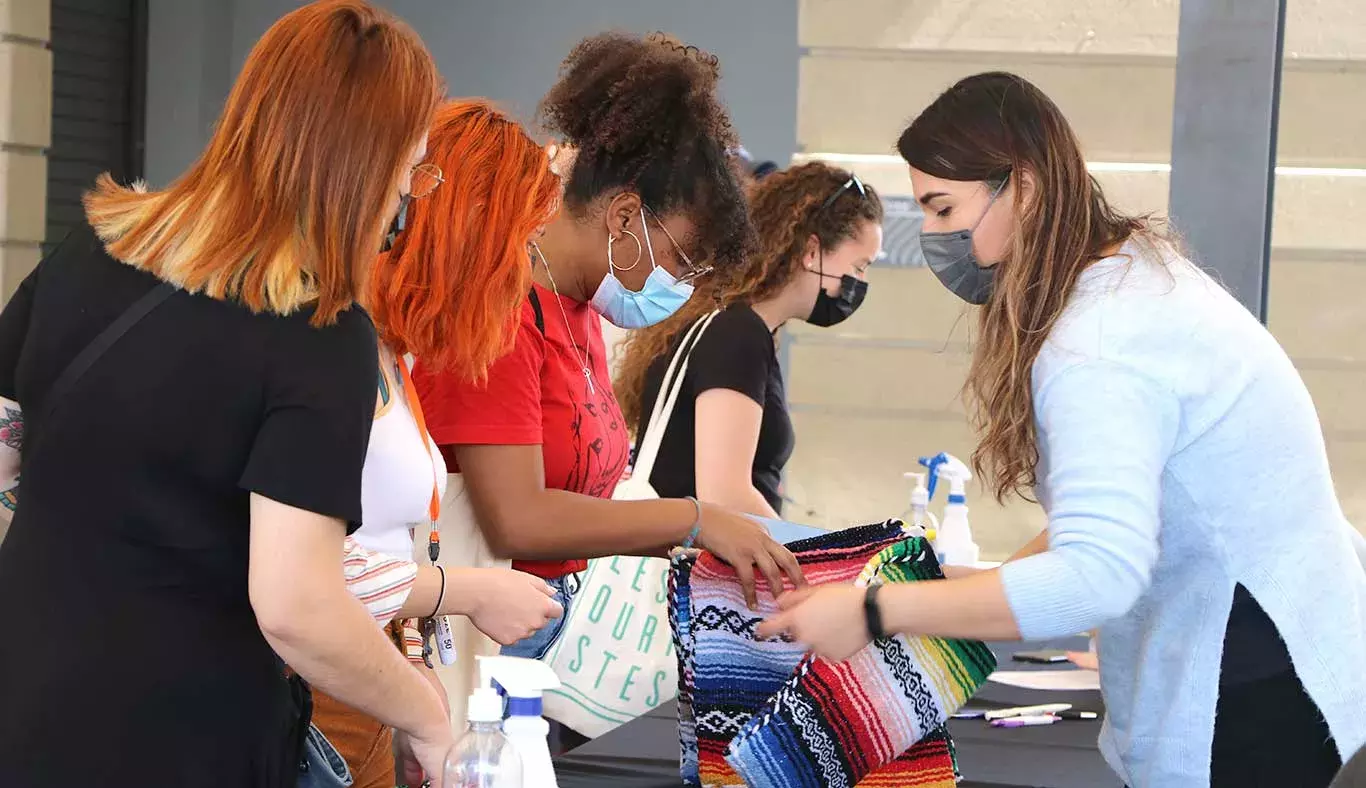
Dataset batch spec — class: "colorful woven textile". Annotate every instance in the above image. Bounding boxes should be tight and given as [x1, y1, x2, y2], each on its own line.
[727, 537, 996, 788]
[670, 522, 995, 787]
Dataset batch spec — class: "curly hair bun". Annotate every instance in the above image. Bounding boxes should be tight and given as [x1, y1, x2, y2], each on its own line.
[538, 30, 753, 276]
[540, 31, 728, 154]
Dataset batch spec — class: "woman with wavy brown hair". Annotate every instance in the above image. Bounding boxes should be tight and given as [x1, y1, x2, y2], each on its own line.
[761, 72, 1366, 787]
[615, 161, 883, 518]
[0, 2, 453, 785]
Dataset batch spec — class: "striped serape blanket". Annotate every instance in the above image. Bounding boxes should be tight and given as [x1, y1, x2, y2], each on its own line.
[727, 536, 997, 788]
[669, 522, 994, 787]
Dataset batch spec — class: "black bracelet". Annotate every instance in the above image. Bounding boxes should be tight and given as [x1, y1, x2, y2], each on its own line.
[864, 583, 886, 640]
[429, 565, 445, 619]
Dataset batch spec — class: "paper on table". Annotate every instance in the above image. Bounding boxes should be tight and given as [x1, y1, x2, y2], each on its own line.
[988, 669, 1101, 691]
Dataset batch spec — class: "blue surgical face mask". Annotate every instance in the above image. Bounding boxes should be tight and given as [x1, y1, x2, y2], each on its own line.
[919, 177, 1008, 305]
[589, 207, 694, 329]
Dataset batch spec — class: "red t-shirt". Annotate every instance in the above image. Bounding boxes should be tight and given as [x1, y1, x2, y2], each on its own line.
[412, 283, 630, 579]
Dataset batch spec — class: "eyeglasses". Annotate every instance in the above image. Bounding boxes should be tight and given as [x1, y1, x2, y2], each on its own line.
[410, 162, 444, 200]
[643, 205, 713, 285]
[817, 173, 868, 214]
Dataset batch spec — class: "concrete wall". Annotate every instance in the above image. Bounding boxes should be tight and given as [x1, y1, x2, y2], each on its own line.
[0, 0, 51, 301]
[0, 0, 50, 544]
[145, 0, 799, 188]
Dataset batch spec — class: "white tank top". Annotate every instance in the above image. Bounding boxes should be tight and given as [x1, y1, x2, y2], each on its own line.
[355, 346, 447, 560]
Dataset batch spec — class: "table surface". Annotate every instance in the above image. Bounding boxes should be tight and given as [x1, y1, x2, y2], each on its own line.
[554, 638, 1123, 788]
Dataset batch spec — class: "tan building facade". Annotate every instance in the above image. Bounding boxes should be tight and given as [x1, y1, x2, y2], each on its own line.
[0, 0, 49, 304]
[780, 0, 1366, 556]
[0, 0, 48, 544]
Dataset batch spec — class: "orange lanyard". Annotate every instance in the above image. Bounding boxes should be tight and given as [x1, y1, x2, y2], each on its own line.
[397, 358, 442, 561]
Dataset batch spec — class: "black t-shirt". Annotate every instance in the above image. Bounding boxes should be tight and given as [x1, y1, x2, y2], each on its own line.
[636, 304, 794, 513]
[0, 226, 377, 787]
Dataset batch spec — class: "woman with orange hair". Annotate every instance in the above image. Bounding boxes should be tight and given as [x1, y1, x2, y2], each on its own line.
[306, 98, 571, 788]
[0, 2, 454, 786]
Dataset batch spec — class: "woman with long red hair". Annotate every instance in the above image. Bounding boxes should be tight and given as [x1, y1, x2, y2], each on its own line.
[0, 2, 453, 785]
[306, 98, 570, 788]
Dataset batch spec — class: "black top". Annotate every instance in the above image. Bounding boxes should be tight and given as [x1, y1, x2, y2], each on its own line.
[636, 305, 794, 513]
[0, 226, 377, 787]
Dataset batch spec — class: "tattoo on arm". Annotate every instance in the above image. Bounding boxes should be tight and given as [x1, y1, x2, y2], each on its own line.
[0, 406, 21, 451]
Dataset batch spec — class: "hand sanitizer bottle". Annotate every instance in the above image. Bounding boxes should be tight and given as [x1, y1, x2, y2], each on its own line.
[901, 472, 938, 539]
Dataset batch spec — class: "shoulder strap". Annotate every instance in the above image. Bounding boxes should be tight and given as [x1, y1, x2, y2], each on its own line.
[39, 282, 175, 427]
[527, 288, 546, 335]
[631, 310, 720, 481]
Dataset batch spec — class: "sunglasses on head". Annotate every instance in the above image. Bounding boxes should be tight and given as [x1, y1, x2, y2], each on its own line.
[817, 173, 868, 214]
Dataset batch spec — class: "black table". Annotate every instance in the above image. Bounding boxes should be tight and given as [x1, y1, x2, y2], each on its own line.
[555, 638, 1122, 788]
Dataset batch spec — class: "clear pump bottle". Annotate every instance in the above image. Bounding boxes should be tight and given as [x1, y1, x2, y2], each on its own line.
[444, 687, 522, 788]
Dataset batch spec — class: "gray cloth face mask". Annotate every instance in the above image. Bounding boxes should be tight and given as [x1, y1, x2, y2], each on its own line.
[918, 177, 1008, 305]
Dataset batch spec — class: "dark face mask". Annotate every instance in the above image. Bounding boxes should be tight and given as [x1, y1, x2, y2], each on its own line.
[381, 194, 411, 253]
[918, 176, 1008, 305]
[806, 254, 869, 327]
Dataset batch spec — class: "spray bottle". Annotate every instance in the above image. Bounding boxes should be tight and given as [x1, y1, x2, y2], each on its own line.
[478, 655, 562, 788]
[919, 452, 980, 567]
[900, 472, 938, 539]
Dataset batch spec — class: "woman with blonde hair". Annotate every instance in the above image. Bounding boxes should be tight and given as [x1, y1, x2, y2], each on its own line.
[761, 72, 1366, 787]
[0, 2, 453, 785]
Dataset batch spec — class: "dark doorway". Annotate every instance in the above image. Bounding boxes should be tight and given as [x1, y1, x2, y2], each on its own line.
[45, 0, 147, 255]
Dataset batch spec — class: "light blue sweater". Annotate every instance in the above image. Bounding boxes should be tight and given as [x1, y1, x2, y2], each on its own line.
[998, 240, 1366, 787]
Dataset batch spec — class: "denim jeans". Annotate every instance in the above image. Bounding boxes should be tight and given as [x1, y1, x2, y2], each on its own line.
[296, 723, 353, 788]
[499, 573, 578, 660]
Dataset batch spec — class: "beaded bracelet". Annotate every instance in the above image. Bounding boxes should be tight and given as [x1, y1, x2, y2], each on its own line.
[680, 496, 703, 549]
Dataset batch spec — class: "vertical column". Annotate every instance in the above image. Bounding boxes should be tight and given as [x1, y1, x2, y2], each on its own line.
[1168, 0, 1287, 321]
[0, 0, 52, 302]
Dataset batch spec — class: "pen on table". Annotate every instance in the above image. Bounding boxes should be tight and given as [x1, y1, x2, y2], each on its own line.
[983, 703, 1071, 720]
[1054, 710, 1099, 720]
[990, 714, 1061, 728]
[988, 711, 1100, 728]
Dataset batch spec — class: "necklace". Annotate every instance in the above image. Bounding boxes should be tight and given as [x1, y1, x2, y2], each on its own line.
[531, 242, 595, 395]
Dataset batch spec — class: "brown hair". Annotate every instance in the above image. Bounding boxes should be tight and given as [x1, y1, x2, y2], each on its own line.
[369, 99, 561, 381]
[84, 0, 442, 326]
[539, 31, 754, 273]
[898, 72, 1151, 502]
[614, 161, 883, 433]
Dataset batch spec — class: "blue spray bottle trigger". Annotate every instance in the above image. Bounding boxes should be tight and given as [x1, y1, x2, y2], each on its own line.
[917, 452, 950, 501]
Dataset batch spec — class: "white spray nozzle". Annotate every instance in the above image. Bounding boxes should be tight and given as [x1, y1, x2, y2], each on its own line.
[478, 655, 561, 700]
[938, 454, 973, 498]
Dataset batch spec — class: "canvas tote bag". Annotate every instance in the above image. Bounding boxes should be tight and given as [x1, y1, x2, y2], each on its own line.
[540, 311, 719, 736]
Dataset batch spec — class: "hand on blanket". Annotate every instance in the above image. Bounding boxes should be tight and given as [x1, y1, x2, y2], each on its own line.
[695, 502, 807, 610]
[757, 584, 872, 662]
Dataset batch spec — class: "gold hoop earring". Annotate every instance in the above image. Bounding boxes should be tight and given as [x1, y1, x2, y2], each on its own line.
[607, 230, 644, 271]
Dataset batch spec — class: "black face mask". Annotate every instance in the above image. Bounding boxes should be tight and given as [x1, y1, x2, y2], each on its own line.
[807, 274, 868, 327]
[381, 194, 411, 253]
[805, 251, 869, 327]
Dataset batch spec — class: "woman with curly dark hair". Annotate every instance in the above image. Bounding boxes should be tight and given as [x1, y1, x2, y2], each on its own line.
[411, 31, 804, 673]
[615, 162, 883, 518]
